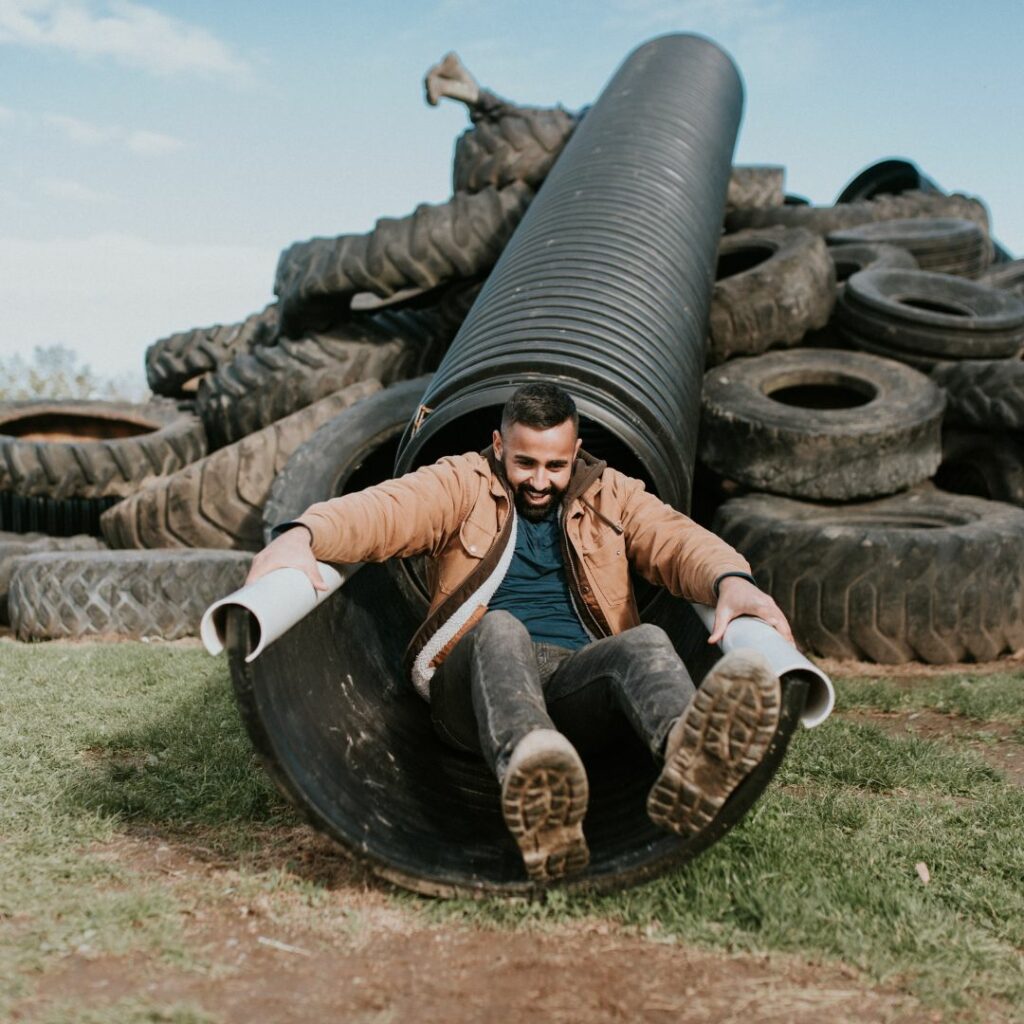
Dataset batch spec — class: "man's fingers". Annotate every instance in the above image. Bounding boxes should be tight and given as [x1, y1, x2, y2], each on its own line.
[308, 565, 329, 592]
[707, 605, 731, 645]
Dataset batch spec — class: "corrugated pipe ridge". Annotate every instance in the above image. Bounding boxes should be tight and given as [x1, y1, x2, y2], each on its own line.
[397, 33, 743, 511]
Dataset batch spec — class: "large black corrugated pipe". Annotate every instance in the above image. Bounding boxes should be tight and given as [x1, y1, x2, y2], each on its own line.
[836, 158, 1013, 263]
[394, 33, 744, 512]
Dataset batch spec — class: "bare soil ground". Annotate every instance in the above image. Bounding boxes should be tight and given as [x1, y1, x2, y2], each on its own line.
[11, 827, 937, 1024]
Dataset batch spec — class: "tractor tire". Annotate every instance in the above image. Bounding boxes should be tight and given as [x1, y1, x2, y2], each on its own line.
[274, 184, 533, 337]
[145, 303, 279, 398]
[699, 349, 944, 500]
[0, 531, 105, 623]
[935, 429, 1024, 507]
[708, 227, 834, 363]
[828, 242, 918, 293]
[979, 259, 1024, 297]
[724, 189, 990, 238]
[100, 380, 381, 551]
[827, 218, 991, 278]
[930, 359, 1024, 431]
[8, 549, 251, 641]
[712, 486, 1024, 663]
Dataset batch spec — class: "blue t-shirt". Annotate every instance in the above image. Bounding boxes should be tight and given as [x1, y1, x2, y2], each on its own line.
[489, 511, 591, 650]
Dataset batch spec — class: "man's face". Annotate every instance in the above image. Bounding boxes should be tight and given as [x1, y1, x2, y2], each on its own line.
[493, 418, 582, 522]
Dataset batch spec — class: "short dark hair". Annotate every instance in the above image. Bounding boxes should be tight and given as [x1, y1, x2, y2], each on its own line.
[500, 382, 579, 435]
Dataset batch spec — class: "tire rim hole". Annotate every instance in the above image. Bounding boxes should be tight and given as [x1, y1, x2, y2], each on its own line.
[897, 296, 973, 317]
[819, 514, 967, 529]
[715, 245, 775, 281]
[0, 412, 157, 442]
[833, 260, 860, 283]
[764, 373, 877, 410]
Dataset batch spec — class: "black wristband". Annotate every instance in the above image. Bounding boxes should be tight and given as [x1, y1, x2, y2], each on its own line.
[270, 521, 314, 545]
[712, 571, 756, 599]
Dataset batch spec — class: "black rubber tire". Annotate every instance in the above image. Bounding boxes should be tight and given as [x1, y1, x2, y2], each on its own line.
[979, 259, 1024, 297]
[699, 349, 945, 500]
[453, 104, 578, 193]
[725, 166, 785, 210]
[836, 269, 1024, 360]
[100, 381, 381, 551]
[0, 400, 207, 537]
[828, 242, 918, 290]
[935, 429, 1024, 507]
[145, 303, 279, 398]
[712, 485, 1024, 664]
[708, 227, 835, 363]
[827, 218, 991, 278]
[8, 548, 251, 641]
[0, 531, 104, 624]
[930, 359, 1024, 430]
[262, 375, 432, 541]
[274, 184, 533, 338]
[724, 189, 990, 237]
[195, 314, 430, 450]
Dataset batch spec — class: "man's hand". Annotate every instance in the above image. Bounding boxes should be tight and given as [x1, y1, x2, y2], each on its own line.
[708, 576, 794, 646]
[244, 527, 329, 593]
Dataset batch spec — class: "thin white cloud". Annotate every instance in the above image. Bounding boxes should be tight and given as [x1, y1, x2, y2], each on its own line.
[43, 111, 114, 144]
[0, 103, 14, 120]
[39, 176, 111, 203]
[0, 0, 250, 78]
[126, 128, 184, 155]
[0, 232, 277, 380]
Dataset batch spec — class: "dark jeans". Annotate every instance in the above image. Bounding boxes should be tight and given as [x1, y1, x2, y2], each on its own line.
[429, 610, 697, 780]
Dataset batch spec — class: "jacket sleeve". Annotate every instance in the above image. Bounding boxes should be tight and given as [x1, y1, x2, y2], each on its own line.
[613, 470, 753, 606]
[292, 455, 477, 564]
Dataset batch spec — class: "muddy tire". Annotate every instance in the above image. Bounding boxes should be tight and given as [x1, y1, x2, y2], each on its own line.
[0, 531, 105, 623]
[829, 242, 918, 293]
[827, 218, 991, 278]
[712, 486, 1024, 663]
[101, 380, 382, 551]
[979, 259, 1024, 297]
[453, 105, 578, 192]
[699, 349, 945, 500]
[708, 227, 835, 363]
[274, 184, 533, 337]
[145, 304, 279, 398]
[0, 399, 206, 536]
[262, 376, 431, 538]
[725, 166, 785, 211]
[724, 189, 990, 238]
[194, 308, 435, 450]
[930, 359, 1024, 431]
[8, 548, 251, 641]
[935, 429, 1024, 507]
[836, 269, 1024, 362]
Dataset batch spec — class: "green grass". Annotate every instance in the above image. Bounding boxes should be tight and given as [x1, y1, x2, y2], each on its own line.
[2, 641, 1024, 1022]
[834, 672, 1024, 722]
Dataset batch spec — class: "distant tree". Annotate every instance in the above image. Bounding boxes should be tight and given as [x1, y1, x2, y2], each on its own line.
[0, 344, 149, 403]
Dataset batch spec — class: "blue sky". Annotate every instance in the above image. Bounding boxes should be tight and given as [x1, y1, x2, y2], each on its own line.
[1, 0, 1022, 388]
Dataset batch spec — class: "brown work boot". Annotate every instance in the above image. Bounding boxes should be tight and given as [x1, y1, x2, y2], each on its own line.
[647, 649, 781, 838]
[501, 729, 590, 882]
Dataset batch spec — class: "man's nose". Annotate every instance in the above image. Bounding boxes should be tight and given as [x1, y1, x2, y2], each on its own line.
[529, 469, 549, 491]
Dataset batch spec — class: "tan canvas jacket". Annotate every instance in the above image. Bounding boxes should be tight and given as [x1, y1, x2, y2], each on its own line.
[295, 448, 751, 698]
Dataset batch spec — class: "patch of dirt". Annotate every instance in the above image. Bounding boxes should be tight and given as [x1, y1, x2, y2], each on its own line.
[7, 829, 949, 1024]
[839, 708, 1024, 787]
[815, 651, 1024, 680]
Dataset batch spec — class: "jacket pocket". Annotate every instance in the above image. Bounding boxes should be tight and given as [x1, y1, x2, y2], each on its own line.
[437, 518, 489, 594]
[583, 536, 630, 606]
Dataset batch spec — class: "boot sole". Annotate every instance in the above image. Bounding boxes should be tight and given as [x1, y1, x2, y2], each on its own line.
[647, 650, 781, 838]
[501, 741, 590, 883]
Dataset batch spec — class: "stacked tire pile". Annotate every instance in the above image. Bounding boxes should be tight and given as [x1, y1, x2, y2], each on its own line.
[3, 53, 1023, 666]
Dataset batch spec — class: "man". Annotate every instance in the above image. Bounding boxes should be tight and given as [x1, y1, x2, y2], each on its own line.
[247, 382, 793, 882]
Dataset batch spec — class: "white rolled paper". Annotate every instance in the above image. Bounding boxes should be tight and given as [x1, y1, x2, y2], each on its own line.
[691, 604, 835, 729]
[200, 561, 359, 663]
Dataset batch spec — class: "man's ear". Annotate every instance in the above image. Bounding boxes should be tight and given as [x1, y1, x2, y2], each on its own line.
[573, 436, 582, 459]
[492, 429, 503, 458]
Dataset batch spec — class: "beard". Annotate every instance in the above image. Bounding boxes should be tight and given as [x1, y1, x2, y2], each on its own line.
[513, 481, 565, 522]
